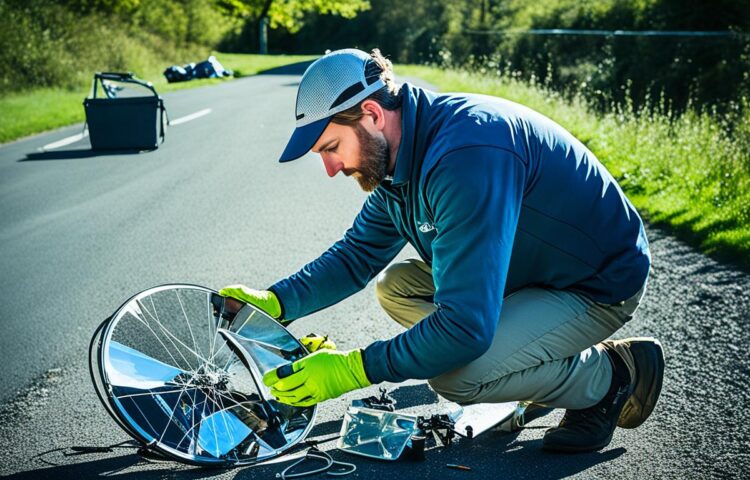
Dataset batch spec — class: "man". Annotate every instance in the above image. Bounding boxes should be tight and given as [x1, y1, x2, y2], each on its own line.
[221, 48, 664, 453]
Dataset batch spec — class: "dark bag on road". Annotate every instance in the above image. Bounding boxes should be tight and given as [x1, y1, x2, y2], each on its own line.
[163, 64, 193, 83]
[83, 72, 167, 150]
[163, 56, 233, 83]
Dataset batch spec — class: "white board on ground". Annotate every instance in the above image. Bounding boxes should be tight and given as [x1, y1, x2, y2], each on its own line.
[451, 401, 521, 438]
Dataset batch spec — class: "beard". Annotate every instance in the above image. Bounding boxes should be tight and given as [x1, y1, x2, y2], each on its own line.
[352, 123, 389, 192]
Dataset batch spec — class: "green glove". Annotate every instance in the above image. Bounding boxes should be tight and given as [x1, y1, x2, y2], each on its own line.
[219, 285, 282, 319]
[263, 349, 371, 407]
[299, 333, 337, 352]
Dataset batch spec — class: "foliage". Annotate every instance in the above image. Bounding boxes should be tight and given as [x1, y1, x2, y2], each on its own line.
[267, 0, 369, 33]
[218, 0, 370, 52]
[269, 0, 460, 61]
[56, 0, 241, 46]
[0, 0, 231, 93]
[270, 0, 750, 110]
[477, 0, 750, 111]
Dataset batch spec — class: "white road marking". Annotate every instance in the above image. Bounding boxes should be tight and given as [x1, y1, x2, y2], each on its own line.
[40, 108, 210, 151]
[41, 131, 88, 151]
[169, 108, 212, 126]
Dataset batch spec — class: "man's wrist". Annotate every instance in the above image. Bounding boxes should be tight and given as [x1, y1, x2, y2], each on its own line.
[266, 287, 285, 320]
[354, 349, 374, 387]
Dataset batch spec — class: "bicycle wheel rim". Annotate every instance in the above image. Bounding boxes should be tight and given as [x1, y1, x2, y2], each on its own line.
[94, 284, 316, 466]
[89, 316, 144, 442]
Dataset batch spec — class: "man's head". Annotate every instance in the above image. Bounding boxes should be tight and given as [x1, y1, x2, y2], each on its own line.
[279, 48, 402, 192]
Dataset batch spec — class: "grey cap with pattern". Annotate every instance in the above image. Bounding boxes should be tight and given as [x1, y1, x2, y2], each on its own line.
[279, 49, 387, 163]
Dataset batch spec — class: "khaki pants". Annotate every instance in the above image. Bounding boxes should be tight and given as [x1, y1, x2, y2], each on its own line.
[375, 259, 646, 409]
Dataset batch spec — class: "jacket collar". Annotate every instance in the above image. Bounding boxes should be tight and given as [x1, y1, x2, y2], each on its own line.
[390, 83, 421, 187]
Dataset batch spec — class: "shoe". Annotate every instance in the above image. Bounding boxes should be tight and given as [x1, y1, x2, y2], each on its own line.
[603, 337, 665, 429]
[542, 338, 665, 452]
[542, 346, 632, 453]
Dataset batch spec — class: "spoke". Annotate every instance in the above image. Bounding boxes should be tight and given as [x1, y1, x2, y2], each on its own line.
[206, 292, 216, 363]
[207, 308, 223, 370]
[127, 303, 188, 372]
[222, 350, 239, 373]
[209, 389, 221, 457]
[157, 371, 200, 445]
[210, 389, 258, 416]
[222, 355, 240, 378]
[176, 290, 203, 361]
[115, 387, 192, 400]
[187, 382, 198, 455]
[194, 383, 211, 454]
[212, 388, 237, 451]
[173, 389, 244, 453]
[140, 299, 198, 372]
[125, 393, 161, 439]
[138, 299, 221, 370]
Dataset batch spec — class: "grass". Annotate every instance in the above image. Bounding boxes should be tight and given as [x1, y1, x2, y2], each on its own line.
[396, 65, 750, 268]
[0, 53, 316, 144]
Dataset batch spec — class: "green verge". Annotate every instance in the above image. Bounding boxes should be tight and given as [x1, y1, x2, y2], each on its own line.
[0, 53, 316, 144]
[397, 65, 750, 268]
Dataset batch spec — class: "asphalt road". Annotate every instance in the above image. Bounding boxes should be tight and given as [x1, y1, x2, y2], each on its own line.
[1, 64, 749, 479]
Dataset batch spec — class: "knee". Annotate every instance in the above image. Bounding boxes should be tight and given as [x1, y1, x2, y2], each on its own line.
[428, 372, 483, 405]
[375, 262, 413, 308]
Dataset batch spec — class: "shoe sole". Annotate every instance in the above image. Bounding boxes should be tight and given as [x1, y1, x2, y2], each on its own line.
[617, 337, 665, 429]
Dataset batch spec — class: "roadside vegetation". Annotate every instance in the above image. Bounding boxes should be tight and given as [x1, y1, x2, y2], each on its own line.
[396, 65, 750, 267]
[0, 53, 315, 143]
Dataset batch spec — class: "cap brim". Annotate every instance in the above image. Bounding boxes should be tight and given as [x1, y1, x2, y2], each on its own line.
[279, 117, 331, 163]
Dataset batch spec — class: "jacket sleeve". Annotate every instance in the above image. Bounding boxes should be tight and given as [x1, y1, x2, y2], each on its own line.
[269, 188, 406, 321]
[363, 146, 526, 384]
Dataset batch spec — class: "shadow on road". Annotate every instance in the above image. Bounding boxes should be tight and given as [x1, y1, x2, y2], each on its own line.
[390, 383, 440, 408]
[256, 61, 314, 76]
[1, 384, 619, 479]
[21, 149, 152, 161]
[4, 429, 626, 480]
[3, 451, 209, 480]
[646, 219, 750, 273]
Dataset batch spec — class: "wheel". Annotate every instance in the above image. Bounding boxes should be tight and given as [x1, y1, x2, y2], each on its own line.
[89, 284, 315, 466]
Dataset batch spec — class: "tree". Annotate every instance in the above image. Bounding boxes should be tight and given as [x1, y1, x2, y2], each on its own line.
[219, 0, 370, 53]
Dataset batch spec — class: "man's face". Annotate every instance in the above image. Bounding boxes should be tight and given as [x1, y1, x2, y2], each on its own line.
[311, 119, 389, 192]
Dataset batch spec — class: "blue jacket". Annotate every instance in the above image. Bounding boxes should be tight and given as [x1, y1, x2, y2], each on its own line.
[270, 83, 651, 385]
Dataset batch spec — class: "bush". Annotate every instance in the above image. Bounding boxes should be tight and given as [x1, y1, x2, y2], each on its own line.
[470, 0, 750, 111]
[0, 0, 237, 94]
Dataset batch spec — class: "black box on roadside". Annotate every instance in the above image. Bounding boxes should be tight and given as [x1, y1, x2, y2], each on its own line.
[83, 72, 166, 151]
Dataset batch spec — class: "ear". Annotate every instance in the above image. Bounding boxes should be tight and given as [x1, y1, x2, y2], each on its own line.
[360, 99, 386, 131]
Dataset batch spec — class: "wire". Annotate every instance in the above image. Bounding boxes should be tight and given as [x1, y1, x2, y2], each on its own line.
[275, 448, 356, 480]
[305, 434, 341, 448]
[463, 28, 750, 38]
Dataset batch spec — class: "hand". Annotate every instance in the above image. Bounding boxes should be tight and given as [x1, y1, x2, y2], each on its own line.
[263, 349, 371, 407]
[299, 333, 337, 352]
[219, 285, 282, 319]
